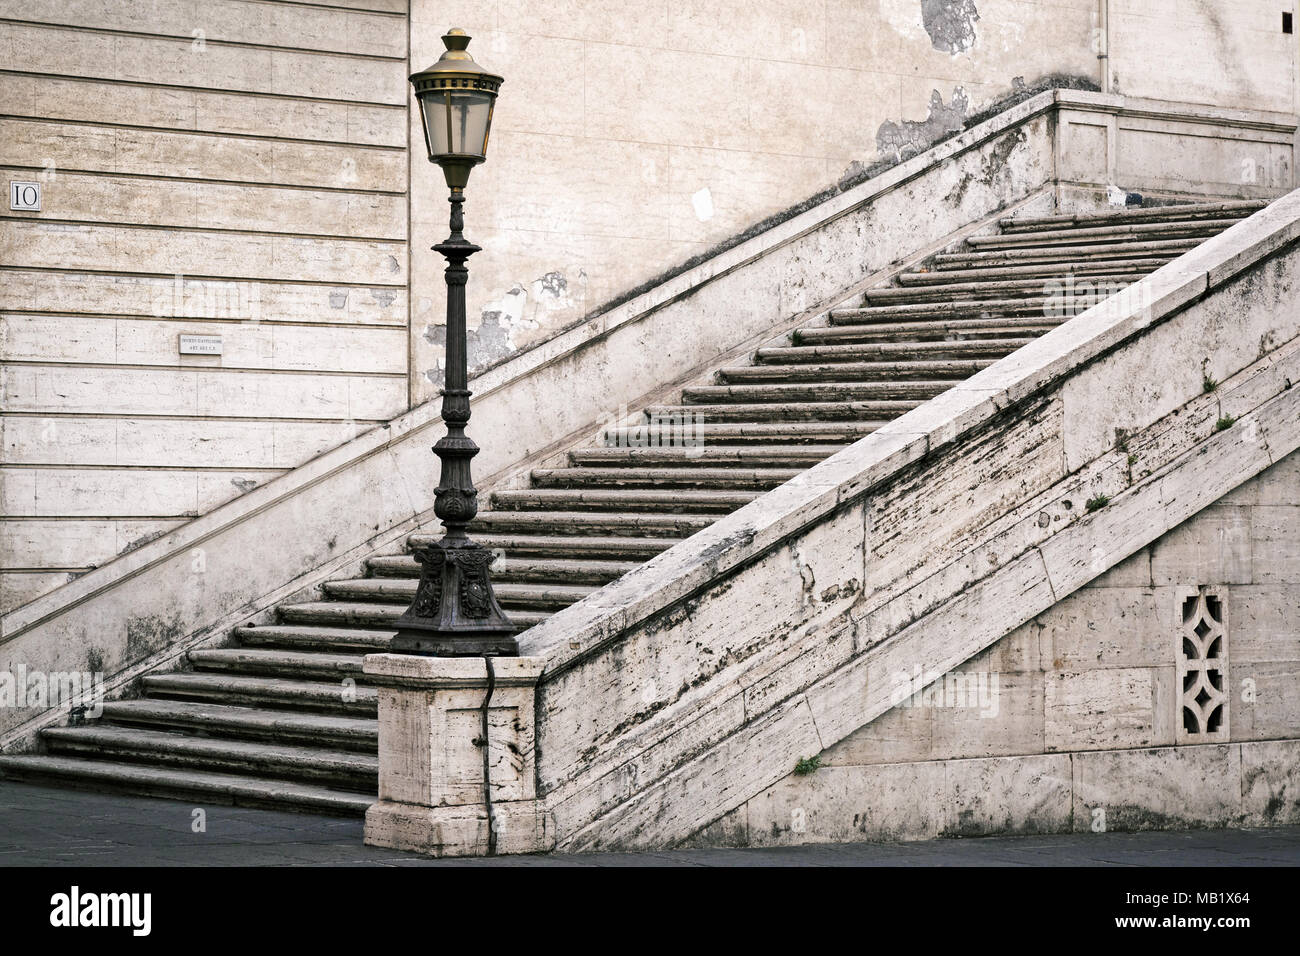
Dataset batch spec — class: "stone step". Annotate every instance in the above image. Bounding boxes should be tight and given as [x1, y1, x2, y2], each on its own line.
[233, 624, 395, 653]
[602, 422, 881, 445]
[998, 199, 1263, 232]
[189, 647, 365, 679]
[931, 236, 1203, 268]
[279, 599, 551, 628]
[97, 699, 377, 751]
[458, 532, 682, 559]
[965, 220, 1233, 250]
[492, 487, 757, 512]
[368, 553, 640, 584]
[324, 577, 597, 610]
[465, 511, 714, 537]
[681, 381, 953, 404]
[717, 359, 991, 382]
[569, 444, 844, 465]
[827, 298, 1058, 322]
[810, 317, 1060, 342]
[531, 466, 800, 490]
[0, 755, 374, 816]
[896, 256, 1172, 284]
[41, 725, 377, 788]
[863, 273, 1148, 303]
[647, 399, 925, 422]
[141, 672, 379, 715]
[756, 339, 1036, 363]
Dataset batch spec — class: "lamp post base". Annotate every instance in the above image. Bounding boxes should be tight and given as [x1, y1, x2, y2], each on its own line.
[389, 538, 518, 657]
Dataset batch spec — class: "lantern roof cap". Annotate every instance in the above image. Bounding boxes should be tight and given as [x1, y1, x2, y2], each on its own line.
[410, 28, 503, 92]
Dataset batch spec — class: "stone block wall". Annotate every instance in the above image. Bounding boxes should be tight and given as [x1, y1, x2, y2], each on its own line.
[0, 0, 411, 612]
[733, 451, 1300, 845]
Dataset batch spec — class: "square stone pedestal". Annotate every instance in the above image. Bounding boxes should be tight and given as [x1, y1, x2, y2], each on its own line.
[362, 653, 552, 857]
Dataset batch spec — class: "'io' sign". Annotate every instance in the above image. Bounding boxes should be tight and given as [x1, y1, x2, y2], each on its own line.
[10, 181, 41, 211]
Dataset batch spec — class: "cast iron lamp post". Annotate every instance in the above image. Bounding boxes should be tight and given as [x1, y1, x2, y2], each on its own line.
[391, 28, 516, 657]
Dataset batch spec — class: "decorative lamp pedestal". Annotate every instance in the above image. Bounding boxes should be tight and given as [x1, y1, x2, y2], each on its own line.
[362, 653, 552, 857]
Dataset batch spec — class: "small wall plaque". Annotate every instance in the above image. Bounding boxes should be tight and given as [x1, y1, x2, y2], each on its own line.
[9, 181, 40, 211]
[179, 334, 222, 355]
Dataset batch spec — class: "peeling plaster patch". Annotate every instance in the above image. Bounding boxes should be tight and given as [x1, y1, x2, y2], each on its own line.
[231, 478, 259, 494]
[877, 88, 970, 162]
[921, 0, 980, 54]
[328, 290, 348, 309]
[119, 529, 168, 556]
[692, 187, 715, 222]
[383, 255, 401, 274]
[371, 289, 397, 308]
[424, 285, 530, 377]
[534, 271, 569, 303]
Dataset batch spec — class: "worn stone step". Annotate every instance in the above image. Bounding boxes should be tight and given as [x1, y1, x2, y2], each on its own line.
[455, 532, 681, 559]
[41, 725, 377, 788]
[805, 318, 1059, 343]
[569, 444, 843, 465]
[932, 236, 1204, 268]
[896, 257, 1172, 284]
[863, 273, 1147, 303]
[531, 466, 800, 490]
[233, 624, 395, 653]
[466, 511, 714, 537]
[189, 647, 365, 679]
[965, 220, 1232, 250]
[279, 599, 550, 629]
[142, 672, 378, 715]
[0, 755, 374, 816]
[756, 339, 1036, 364]
[828, 298, 1056, 322]
[324, 577, 597, 610]
[602, 421, 880, 446]
[999, 200, 1262, 232]
[601, 423, 882, 448]
[97, 699, 377, 751]
[718, 359, 991, 383]
[491, 487, 757, 512]
[646, 400, 923, 422]
[682, 381, 952, 404]
[368, 553, 639, 584]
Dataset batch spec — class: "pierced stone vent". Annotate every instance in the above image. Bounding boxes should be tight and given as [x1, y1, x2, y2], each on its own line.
[1177, 589, 1229, 743]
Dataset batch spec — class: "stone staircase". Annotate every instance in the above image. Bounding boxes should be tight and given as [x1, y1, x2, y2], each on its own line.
[0, 199, 1265, 814]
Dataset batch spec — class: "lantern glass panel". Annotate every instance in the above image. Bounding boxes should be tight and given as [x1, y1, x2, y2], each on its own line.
[419, 88, 493, 161]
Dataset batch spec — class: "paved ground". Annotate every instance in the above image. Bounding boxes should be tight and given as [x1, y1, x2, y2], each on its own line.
[3, 780, 1299, 866]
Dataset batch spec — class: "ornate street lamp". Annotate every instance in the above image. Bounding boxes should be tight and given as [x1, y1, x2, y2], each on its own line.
[391, 28, 516, 657]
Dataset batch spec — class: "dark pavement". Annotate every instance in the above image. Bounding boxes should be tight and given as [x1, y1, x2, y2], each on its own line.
[3, 780, 1299, 866]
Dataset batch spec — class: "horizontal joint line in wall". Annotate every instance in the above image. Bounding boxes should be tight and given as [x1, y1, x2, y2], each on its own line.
[0, 18, 408, 63]
[1, 215, 407, 244]
[0, 265, 407, 289]
[0, 114, 407, 153]
[0, 311, 406, 331]
[0, 568, 95, 573]
[0, 360, 407, 378]
[0, 411, 389, 424]
[0, 160, 408, 189]
[0, 464, 290, 473]
[0, 69, 407, 110]
[3, 515, 211, 522]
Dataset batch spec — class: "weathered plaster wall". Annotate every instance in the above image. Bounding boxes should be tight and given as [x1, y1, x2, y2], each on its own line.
[732, 451, 1300, 845]
[410, 0, 1299, 397]
[1107, 0, 1297, 113]
[0, 1, 411, 612]
[409, 0, 1103, 398]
